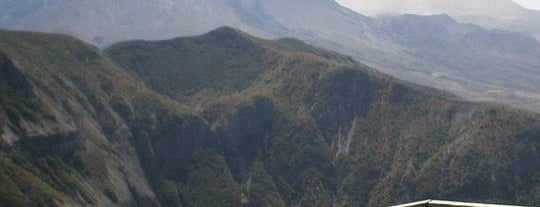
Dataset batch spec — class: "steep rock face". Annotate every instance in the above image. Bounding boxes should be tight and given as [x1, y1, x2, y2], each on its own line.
[0, 27, 539, 207]
[0, 30, 200, 206]
[108, 28, 540, 206]
[0, 52, 38, 146]
[0, 29, 283, 207]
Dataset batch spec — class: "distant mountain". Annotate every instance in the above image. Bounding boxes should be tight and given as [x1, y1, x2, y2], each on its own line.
[2, 0, 540, 112]
[0, 0, 268, 46]
[337, 0, 540, 41]
[1, 27, 539, 207]
[0, 0, 371, 46]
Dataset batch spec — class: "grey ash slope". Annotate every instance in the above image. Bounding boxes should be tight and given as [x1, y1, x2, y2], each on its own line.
[2, 0, 540, 112]
[371, 14, 540, 106]
[337, 0, 540, 41]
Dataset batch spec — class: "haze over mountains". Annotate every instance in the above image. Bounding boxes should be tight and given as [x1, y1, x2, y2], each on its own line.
[337, 0, 540, 41]
[2, 0, 540, 113]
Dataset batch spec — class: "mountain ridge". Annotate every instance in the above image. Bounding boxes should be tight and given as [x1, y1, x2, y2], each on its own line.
[1, 27, 539, 206]
[3, 0, 540, 112]
[108, 28, 540, 206]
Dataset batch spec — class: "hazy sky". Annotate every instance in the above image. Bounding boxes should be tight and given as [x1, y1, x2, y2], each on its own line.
[512, 0, 540, 10]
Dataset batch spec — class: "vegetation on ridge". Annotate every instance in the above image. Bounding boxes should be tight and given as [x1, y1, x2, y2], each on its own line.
[0, 27, 537, 207]
[108, 27, 540, 206]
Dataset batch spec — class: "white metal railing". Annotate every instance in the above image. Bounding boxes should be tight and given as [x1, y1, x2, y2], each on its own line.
[389, 199, 528, 207]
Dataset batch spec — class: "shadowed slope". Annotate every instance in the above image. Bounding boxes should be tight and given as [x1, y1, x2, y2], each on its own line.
[0, 27, 538, 207]
[108, 28, 540, 206]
